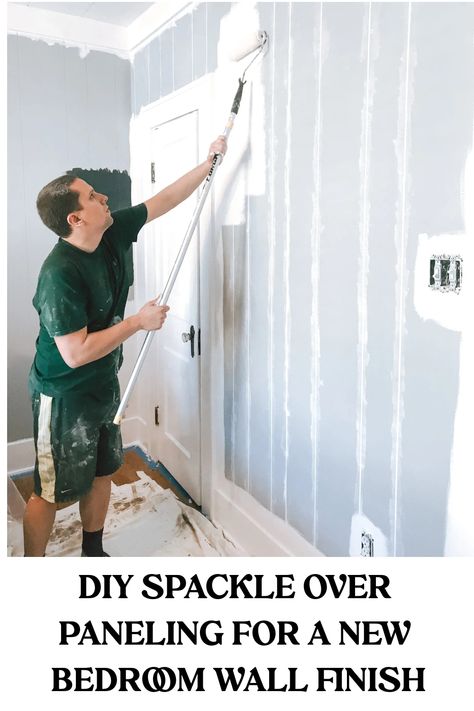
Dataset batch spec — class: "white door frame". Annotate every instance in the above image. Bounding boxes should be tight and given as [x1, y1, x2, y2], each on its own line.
[129, 74, 219, 518]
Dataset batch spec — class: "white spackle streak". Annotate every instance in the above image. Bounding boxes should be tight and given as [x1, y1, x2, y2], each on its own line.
[444, 134, 474, 555]
[463, 138, 474, 232]
[246, 151, 251, 493]
[283, 6, 293, 520]
[232, 225, 236, 485]
[171, 21, 175, 92]
[146, 40, 151, 107]
[356, 3, 374, 516]
[391, 4, 413, 557]
[311, 3, 324, 545]
[268, 2, 276, 511]
[214, 1, 266, 226]
[213, 0, 268, 493]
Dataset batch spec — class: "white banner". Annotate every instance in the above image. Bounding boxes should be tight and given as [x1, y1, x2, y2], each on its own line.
[2, 557, 473, 709]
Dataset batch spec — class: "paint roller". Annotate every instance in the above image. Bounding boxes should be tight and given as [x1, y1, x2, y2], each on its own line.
[228, 31, 268, 63]
[113, 30, 268, 425]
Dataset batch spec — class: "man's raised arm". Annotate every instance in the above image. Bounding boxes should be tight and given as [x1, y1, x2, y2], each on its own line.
[144, 135, 227, 224]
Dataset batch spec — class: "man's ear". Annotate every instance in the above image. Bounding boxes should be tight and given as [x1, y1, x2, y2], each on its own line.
[67, 212, 82, 229]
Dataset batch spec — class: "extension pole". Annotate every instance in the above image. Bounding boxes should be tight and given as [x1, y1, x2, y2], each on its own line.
[113, 81, 247, 425]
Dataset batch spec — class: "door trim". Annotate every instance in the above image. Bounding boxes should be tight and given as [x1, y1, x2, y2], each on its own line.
[150, 109, 201, 502]
[129, 74, 215, 516]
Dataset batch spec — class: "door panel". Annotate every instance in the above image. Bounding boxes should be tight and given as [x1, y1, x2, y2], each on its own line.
[150, 110, 201, 503]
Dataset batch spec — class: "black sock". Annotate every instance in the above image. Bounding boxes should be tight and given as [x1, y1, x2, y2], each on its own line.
[82, 528, 107, 556]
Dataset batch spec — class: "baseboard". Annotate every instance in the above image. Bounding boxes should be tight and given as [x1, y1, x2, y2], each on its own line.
[7, 415, 149, 477]
[213, 482, 324, 557]
[7, 438, 36, 477]
[120, 415, 148, 453]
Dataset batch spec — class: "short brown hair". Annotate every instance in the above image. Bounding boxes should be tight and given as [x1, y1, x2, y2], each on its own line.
[36, 175, 81, 237]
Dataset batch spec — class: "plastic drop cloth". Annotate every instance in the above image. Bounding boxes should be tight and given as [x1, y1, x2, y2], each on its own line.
[7, 476, 26, 556]
[8, 471, 244, 557]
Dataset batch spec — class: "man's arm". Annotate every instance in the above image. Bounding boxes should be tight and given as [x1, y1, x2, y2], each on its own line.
[54, 301, 169, 369]
[144, 135, 227, 224]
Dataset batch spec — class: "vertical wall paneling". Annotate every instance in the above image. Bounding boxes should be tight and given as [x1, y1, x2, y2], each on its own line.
[86, 52, 126, 166]
[282, 4, 292, 521]
[160, 28, 173, 97]
[267, 2, 277, 517]
[115, 55, 132, 162]
[391, 3, 412, 556]
[363, 3, 407, 539]
[247, 1, 275, 509]
[16, 39, 68, 272]
[8, 37, 131, 441]
[223, 225, 234, 482]
[192, 4, 206, 81]
[355, 2, 373, 515]
[232, 223, 249, 490]
[397, 3, 474, 555]
[65, 46, 89, 164]
[149, 35, 161, 103]
[122, 1, 474, 556]
[247, 192, 272, 507]
[173, 13, 193, 91]
[270, 2, 291, 519]
[316, 3, 366, 555]
[133, 45, 149, 114]
[205, 3, 230, 74]
[311, 3, 324, 546]
[14, 39, 71, 423]
[9, 1, 474, 555]
[285, 2, 320, 541]
[8, 36, 31, 441]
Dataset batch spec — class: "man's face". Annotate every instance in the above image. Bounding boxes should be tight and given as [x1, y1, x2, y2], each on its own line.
[70, 178, 114, 232]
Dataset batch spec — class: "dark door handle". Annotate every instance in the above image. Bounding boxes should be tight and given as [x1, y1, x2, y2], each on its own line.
[181, 325, 195, 357]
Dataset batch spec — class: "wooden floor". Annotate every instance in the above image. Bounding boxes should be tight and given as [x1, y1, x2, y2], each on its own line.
[13, 449, 195, 510]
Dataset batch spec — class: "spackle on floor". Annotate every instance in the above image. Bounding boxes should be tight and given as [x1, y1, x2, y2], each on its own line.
[7, 472, 244, 557]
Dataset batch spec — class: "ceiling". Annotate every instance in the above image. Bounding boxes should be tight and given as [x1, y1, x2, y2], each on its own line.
[13, 2, 155, 27]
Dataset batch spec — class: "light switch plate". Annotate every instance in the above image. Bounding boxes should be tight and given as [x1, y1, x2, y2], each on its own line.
[429, 255, 463, 293]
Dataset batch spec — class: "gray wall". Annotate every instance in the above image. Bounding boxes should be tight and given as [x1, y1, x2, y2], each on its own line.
[7, 3, 470, 557]
[131, 1, 474, 556]
[8, 36, 131, 441]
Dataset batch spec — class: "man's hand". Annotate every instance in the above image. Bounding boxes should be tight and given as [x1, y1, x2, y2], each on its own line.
[144, 135, 228, 223]
[137, 300, 170, 331]
[54, 301, 170, 369]
[207, 135, 228, 164]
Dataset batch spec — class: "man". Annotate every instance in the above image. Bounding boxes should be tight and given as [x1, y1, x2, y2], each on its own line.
[23, 135, 227, 557]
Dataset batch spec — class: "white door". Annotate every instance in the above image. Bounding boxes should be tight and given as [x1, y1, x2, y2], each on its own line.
[150, 111, 201, 504]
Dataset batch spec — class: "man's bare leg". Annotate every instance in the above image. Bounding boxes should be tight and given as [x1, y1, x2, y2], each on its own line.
[79, 474, 113, 532]
[23, 494, 56, 556]
[79, 475, 113, 556]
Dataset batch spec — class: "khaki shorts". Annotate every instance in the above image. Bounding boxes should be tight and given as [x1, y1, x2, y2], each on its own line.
[31, 379, 123, 503]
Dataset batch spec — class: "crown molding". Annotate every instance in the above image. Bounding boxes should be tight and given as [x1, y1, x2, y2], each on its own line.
[8, 2, 193, 58]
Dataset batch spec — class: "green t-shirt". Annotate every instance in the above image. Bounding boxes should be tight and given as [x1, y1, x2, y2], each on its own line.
[29, 203, 148, 397]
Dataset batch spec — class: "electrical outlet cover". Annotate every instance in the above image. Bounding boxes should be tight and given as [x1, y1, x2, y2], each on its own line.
[349, 513, 388, 557]
[361, 531, 374, 557]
